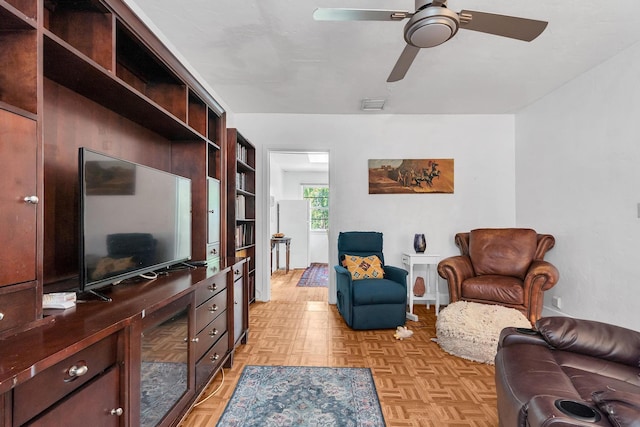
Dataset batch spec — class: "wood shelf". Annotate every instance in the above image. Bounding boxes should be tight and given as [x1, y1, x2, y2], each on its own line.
[207, 108, 219, 143]
[0, 0, 35, 28]
[227, 129, 256, 302]
[3, 0, 36, 20]
[116, 22, 187, 121]
[236, 188, 255, 197]
[188, 90, 207, 137]
[0, 100, 37, 120]
[236, 158, 254, 172]
[44, 0, 113, 70]
[0, 27, 37, 113]
[43, 31, 203, 141]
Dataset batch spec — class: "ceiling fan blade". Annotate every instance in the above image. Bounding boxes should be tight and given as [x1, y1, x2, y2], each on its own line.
[460, 10, 548, 42]
[387, 45, 420, 82]
[313, 8, 410, 22]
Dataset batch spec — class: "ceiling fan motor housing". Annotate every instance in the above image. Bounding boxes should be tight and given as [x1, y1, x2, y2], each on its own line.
[404, 6, 460, 48]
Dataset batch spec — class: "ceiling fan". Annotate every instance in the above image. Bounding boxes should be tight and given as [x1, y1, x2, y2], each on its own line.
[313, 0, 548, 82]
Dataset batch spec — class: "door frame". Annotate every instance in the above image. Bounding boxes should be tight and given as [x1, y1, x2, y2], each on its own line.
[260, 149, 332, 302]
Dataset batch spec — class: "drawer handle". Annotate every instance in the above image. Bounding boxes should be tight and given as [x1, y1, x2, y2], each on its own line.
[65, 362, 88, 382]
[210, 353, 220, 362]
[191, 337, 199, 343]
[0, 312, 4, 321]
[209, 328, 218, 337]
[208, 284, 218, 292]
[110, 408, 123, 416]
[211, 248, 218, 255]
[210, 265, 219, 273]
[209, 304, 218, 312]
[234, 269, 240, 275]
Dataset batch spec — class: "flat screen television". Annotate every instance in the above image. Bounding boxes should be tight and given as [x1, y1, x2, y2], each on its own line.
[79, 148, 192, 297]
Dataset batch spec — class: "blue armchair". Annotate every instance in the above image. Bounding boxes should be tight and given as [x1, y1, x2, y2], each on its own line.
[335, 231, 408, 330]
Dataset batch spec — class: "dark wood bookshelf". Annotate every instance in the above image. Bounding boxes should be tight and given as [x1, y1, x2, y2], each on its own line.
[0, 0, 250, 425]
[227, 129, 257, 303]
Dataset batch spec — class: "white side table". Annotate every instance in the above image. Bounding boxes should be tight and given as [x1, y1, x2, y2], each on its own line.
[401, 252, 441, 321]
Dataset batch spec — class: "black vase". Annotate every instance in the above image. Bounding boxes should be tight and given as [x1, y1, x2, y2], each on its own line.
[413, 233, 426, 253]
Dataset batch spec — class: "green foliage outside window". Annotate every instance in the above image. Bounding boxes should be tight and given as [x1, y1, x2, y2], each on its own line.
[303, 186, 329, 230]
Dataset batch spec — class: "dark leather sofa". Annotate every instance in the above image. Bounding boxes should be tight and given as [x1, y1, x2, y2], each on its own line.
[495, 316, 640, 427]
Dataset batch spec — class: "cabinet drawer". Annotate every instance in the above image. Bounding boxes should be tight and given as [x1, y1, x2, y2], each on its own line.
[401, 254, 411, 266]
[194, 312, 227, 361]
[194, 274, 226, 307]
[0, 283, 37, 333]
[195, 288, 227, 334]
[25, 365, 121, 427]
[14, 334, 118, 426]
[195, 331, 228, 391]
[206, 242, 220, 261]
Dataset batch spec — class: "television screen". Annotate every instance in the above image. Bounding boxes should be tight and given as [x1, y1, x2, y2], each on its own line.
[79, 148, 192, 294]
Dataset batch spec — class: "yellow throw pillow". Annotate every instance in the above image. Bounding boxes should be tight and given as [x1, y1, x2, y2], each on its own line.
[343, 255, 385, 280]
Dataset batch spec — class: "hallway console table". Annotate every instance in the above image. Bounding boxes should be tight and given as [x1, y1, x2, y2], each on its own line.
[270, 237, 291, 274]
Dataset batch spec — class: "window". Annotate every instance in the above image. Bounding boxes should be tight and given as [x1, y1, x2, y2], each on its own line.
[303, 185, 329, 230]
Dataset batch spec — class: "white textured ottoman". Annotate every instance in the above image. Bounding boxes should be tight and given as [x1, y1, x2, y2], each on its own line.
[435, 301, 531, 364]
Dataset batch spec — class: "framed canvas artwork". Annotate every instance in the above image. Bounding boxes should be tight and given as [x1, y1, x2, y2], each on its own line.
[368, 159, 454, 194]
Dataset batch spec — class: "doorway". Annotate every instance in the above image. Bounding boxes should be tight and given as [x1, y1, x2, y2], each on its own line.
[268, 150, 330, 300]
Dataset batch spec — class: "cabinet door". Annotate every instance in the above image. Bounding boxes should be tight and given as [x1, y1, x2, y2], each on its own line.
[207, 177, 220, 245]
[233, 277, 244, 345]
[0, 109, 37, 287]
[140, 295, 193, 427]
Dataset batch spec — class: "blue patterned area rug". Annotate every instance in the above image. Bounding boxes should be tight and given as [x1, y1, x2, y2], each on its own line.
[296, 263, 329, 287]
[217, 365, 385, 427]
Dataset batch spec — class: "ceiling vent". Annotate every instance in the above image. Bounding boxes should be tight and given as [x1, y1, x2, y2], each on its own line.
[361, 98, 386, 111]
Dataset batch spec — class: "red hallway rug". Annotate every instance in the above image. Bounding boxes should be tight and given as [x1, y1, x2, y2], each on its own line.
[296, 263, 329, 287]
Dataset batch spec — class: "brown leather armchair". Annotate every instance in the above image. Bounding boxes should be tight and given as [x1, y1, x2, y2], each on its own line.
[437, 228, 559, 324]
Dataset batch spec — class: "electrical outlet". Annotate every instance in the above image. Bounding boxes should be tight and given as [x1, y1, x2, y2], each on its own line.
[552, 296, 562, 309]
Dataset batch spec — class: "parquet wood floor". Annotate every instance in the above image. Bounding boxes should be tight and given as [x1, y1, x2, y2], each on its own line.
[179, 269, 498, 426]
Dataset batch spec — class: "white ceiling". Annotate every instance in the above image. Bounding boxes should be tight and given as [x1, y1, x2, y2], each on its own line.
[128, 0, 640, 115]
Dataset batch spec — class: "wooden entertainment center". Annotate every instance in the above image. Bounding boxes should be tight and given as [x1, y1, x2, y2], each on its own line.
[0, 0, 256, 425]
